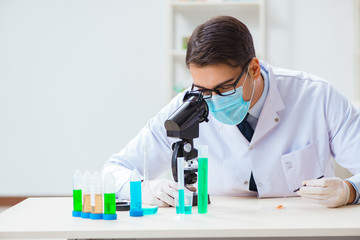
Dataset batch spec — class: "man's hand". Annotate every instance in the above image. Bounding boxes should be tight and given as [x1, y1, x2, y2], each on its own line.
[142, 179, 178, 207]
[297, 177, 351, 208]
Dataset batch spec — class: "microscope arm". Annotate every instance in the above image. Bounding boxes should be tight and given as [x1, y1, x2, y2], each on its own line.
[171, 140, 198, 185]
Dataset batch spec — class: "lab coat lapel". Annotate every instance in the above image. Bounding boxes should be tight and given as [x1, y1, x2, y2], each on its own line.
[251, 66, 285, 145]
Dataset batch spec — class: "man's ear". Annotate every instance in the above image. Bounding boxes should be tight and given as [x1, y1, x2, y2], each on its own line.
[249, 58, 261, 79]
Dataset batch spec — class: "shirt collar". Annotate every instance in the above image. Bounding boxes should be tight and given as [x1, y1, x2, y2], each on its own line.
[248, 66, 269, 119]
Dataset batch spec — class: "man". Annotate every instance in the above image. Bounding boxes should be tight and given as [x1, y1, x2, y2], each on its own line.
[101, 16, 360, 208]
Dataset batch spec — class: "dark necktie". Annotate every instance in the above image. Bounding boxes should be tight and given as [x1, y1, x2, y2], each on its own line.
[237, 113, 258, 192]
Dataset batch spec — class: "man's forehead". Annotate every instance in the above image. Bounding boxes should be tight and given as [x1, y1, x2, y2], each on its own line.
[190, 64, 240, 88]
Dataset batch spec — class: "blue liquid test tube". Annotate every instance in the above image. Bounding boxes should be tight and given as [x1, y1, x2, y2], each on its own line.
[129, 169, 144, 217]
[177, 157, 185, 214]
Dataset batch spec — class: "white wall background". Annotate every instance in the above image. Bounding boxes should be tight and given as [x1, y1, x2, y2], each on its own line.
[0, 0, 357, 196]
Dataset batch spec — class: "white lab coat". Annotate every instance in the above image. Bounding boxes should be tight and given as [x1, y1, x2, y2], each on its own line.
[102, 61, 360, 199]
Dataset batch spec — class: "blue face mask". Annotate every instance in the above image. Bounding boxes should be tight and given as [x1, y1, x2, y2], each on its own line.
[205, 69, 255, 125]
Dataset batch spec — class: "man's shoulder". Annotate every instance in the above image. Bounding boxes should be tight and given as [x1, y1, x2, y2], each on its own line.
[269, 64, 329, 87]
[261, 61, 333, 103]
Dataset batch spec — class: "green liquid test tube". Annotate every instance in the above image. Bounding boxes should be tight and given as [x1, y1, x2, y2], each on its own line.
[104, 193, 116, 214]
[73, 189, 82, 211]
[198, 145, 208, 214]
[103, 173, 117, 220]
[72, 170, 82, 217]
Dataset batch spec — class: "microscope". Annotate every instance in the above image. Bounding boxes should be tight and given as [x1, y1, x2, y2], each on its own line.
[164, 91, 210, 206]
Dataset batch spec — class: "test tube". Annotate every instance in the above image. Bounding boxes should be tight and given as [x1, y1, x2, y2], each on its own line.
[142, 145, 151, 201]
[198, 145, 208, 214]
[81, 171, 92, 218]
[177, 157, 185, 214]
[103, 173, 117, 220]
[129, 169, 143, 217]
[143, 145, 149, 183]
[72, 170, 82, 217]
[139, 146, 158, 216]
[90, 171, 103, 220]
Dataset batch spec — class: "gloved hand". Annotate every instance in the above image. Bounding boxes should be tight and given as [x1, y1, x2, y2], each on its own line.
[142, 179, 178, 207]
[297, 177, 350, 208]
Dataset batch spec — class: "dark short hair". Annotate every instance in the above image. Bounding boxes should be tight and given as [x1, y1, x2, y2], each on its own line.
[186, 16, 255, 68]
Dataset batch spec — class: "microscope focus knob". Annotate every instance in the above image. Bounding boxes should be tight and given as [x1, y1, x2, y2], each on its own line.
[183, 143, 192, 153]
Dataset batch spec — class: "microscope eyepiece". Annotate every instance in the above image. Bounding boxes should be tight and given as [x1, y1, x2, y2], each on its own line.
[164, 91, 208, 140]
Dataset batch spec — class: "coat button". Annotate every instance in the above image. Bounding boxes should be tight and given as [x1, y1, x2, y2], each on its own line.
[244, 181, 249, 185]
[275, 117, 279, 123]
[249, 146, 254, 150]
[258, 183, 262, 187]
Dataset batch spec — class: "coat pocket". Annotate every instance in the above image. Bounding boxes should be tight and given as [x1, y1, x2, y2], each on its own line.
[281, 142, 323, 193]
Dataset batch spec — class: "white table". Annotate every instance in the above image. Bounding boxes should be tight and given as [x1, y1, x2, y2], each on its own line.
[0, 196, 359, 239]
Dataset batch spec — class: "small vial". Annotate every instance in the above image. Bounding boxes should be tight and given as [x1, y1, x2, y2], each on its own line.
[72, 170, 82, 217]
[90, 171, 103, 220]
[129, 169, 143, 217]
[142, 145, 152, 201]
[142, 145, 151, 202]
[103, 173, 117, 220]
[143, 145, 149, 182]
[177, 157, 185, 214]
[198, 145, 208, 214]
[81, 171, 92, 218]
[139, 147, 158, 216]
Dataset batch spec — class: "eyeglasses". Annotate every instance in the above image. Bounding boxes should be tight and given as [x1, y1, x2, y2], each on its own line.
[191, 59, 252, 99]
